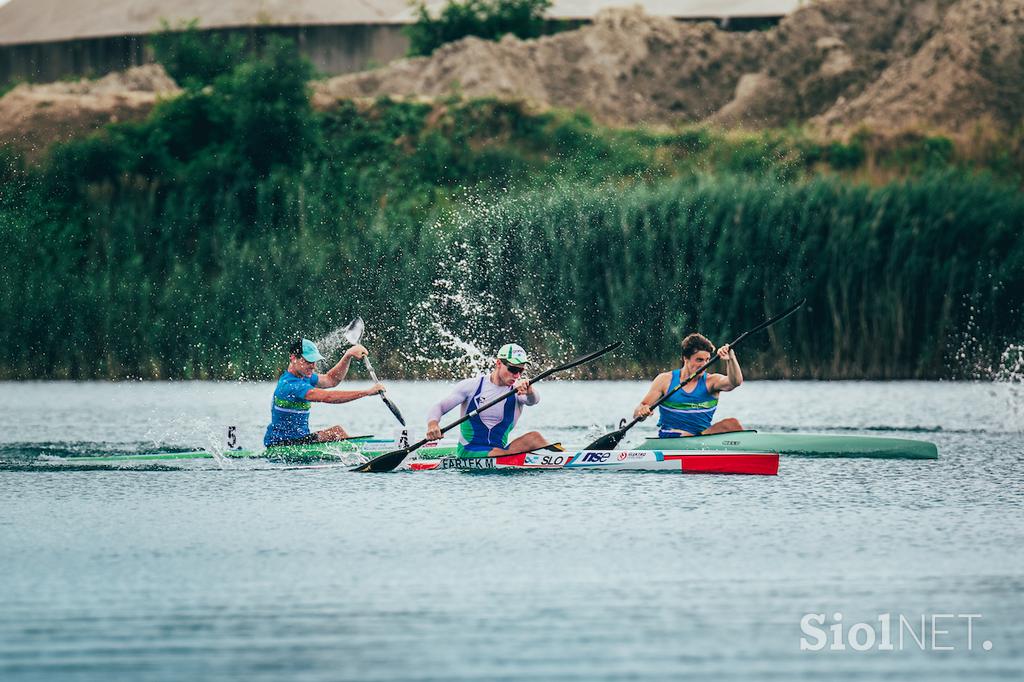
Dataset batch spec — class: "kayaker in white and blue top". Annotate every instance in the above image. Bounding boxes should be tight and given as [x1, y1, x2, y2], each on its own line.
[264, 338, 384, 447]
[633, 333, 744, 437]
[425, 343, 547, 457]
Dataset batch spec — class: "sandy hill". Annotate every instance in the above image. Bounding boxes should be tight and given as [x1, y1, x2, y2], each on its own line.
[318, 0, 1024, 135]
[1, 0, 1022, 158]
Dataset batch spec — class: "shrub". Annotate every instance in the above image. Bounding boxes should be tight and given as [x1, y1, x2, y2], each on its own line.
[405, 0, 552, 56]
[151, 20, 247, 89]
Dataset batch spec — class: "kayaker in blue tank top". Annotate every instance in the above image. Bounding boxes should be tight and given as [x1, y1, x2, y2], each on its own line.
[264, 338, 385, 447]
[632, 333, 745, 437]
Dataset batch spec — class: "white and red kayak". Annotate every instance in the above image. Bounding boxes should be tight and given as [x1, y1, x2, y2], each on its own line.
[408, 450, 778, 475]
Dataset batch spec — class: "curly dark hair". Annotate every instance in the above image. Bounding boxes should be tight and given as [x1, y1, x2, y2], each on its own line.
[680, 333, 714, 361]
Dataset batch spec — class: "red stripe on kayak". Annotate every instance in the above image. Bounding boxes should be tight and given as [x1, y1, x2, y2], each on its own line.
[662, 452, 779, 475]
[409, 461, 440, 470]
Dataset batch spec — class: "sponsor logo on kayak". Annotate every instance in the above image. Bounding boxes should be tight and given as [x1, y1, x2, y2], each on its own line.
[439, 457, 496, 469]
[579, 452, 610, 463]
[617, 452, 627, 461]
[524, 454, 569, 466]
[800, 613, 991, 652]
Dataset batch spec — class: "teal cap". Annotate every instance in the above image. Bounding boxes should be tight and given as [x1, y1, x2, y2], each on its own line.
[300, 338, 324, 363]
[496, 343, 530, 366]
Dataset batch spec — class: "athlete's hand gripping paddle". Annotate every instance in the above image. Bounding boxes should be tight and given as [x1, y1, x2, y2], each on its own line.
[342, 317, 406, 426]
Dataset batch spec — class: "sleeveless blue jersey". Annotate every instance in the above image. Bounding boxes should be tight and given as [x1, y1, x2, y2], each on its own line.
[264, 371, 319, 446]
[657, 370, 718, 437]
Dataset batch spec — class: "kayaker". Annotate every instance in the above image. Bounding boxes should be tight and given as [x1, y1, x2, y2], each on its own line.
[633, 333, 744, 437]
[425, 343, 548, 457]
[263, 338, 384, 447]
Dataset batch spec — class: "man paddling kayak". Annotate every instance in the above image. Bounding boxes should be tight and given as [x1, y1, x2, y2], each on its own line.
[425, 343, 548, 457]
[633, 333, 743, 437]
[263, 338, 384, 447]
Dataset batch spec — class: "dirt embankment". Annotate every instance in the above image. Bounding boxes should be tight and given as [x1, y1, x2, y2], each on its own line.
[0, 64, 179, 160]
[1, 0, 1022, 158]
[317, 0, 1024, 136]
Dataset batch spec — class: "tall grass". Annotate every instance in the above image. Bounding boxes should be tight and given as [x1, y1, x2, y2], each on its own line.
[2, 164, 1020, 379]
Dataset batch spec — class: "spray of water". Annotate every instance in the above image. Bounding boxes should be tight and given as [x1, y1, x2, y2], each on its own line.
[993, 344, 1024, 432]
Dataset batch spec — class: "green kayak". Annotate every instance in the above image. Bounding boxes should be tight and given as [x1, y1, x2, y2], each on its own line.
[63, 438, 458, 463]
[638, 430, 938, 459]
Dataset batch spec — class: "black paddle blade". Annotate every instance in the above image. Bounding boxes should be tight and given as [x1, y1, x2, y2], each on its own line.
[585, 428, 627, 451]
[350, 447, 410, 473]
[381, 394, 406, 426]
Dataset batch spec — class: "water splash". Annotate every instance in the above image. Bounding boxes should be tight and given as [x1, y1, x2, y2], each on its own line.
[315, 325, 356, 360]
[402, 190, 568, 377]
[993, 344, 1024, 432]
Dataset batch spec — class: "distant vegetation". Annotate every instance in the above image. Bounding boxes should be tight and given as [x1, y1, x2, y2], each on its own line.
[150, 20, 249, 89]
[405, 0, 554, 56]
[0, 36, 1022, 380]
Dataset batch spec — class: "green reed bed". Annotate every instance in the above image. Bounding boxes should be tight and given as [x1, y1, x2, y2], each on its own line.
[2, 162, 1021, 379]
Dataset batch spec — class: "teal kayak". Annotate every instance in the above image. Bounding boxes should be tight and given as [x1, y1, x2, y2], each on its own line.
[638, 430, 938, 459]
[62, 438, 458, 463]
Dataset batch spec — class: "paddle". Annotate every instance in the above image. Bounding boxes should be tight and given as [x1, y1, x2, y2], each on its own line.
[351, 341, 623, 473]
[585, 299, 806, 450]
[342, 317, 406, 426]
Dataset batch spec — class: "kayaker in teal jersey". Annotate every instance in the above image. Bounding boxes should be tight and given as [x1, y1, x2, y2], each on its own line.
[425, 343, 549, 457]
[633, 333, 744, 437]
[263, 338, 384, 447]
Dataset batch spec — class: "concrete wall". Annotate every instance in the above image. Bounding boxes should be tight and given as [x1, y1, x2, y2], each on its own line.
[0, 24, 412, 87]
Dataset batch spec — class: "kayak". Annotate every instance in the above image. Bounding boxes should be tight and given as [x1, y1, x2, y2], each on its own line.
[638, 430, 938, 459]
[408, 449, 779, 475]
[61, 438, 457, 463]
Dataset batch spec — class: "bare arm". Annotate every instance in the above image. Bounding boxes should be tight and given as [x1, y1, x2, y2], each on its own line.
[706, 345, 743, 393]
[633, 373, 671, 419]
[305, 386, 379, 404]
[317, 344, 368, 388]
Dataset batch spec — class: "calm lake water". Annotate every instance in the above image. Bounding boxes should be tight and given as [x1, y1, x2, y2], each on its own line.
[1, 380, 1022, 680]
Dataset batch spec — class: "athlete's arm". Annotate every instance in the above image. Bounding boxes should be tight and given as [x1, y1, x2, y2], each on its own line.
[304, 386, 380, 404]
[425, 379, 476, 440]
[317, 345, 368, 388]
[706, 345, 743, 393]
[633, 373, 670, 419]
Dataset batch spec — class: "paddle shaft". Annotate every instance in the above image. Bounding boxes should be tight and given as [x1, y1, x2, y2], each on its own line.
[363, 356, 406, 426]
[396, 342, 622, 461]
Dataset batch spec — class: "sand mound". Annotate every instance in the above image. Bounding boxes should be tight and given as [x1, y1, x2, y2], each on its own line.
[0, 65, 179, 160]
[315, 7, 767, 125]
[813, 0, 1024, 135]
[318, 0, 1024, 136]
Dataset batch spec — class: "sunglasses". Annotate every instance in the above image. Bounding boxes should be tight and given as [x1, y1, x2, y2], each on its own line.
[500, 360, 525, 374]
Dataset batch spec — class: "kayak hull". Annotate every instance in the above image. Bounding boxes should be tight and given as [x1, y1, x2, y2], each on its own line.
[408, 450, 779, 475]
[64, 439, 457, 463]
[638, 431, 938, 459]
